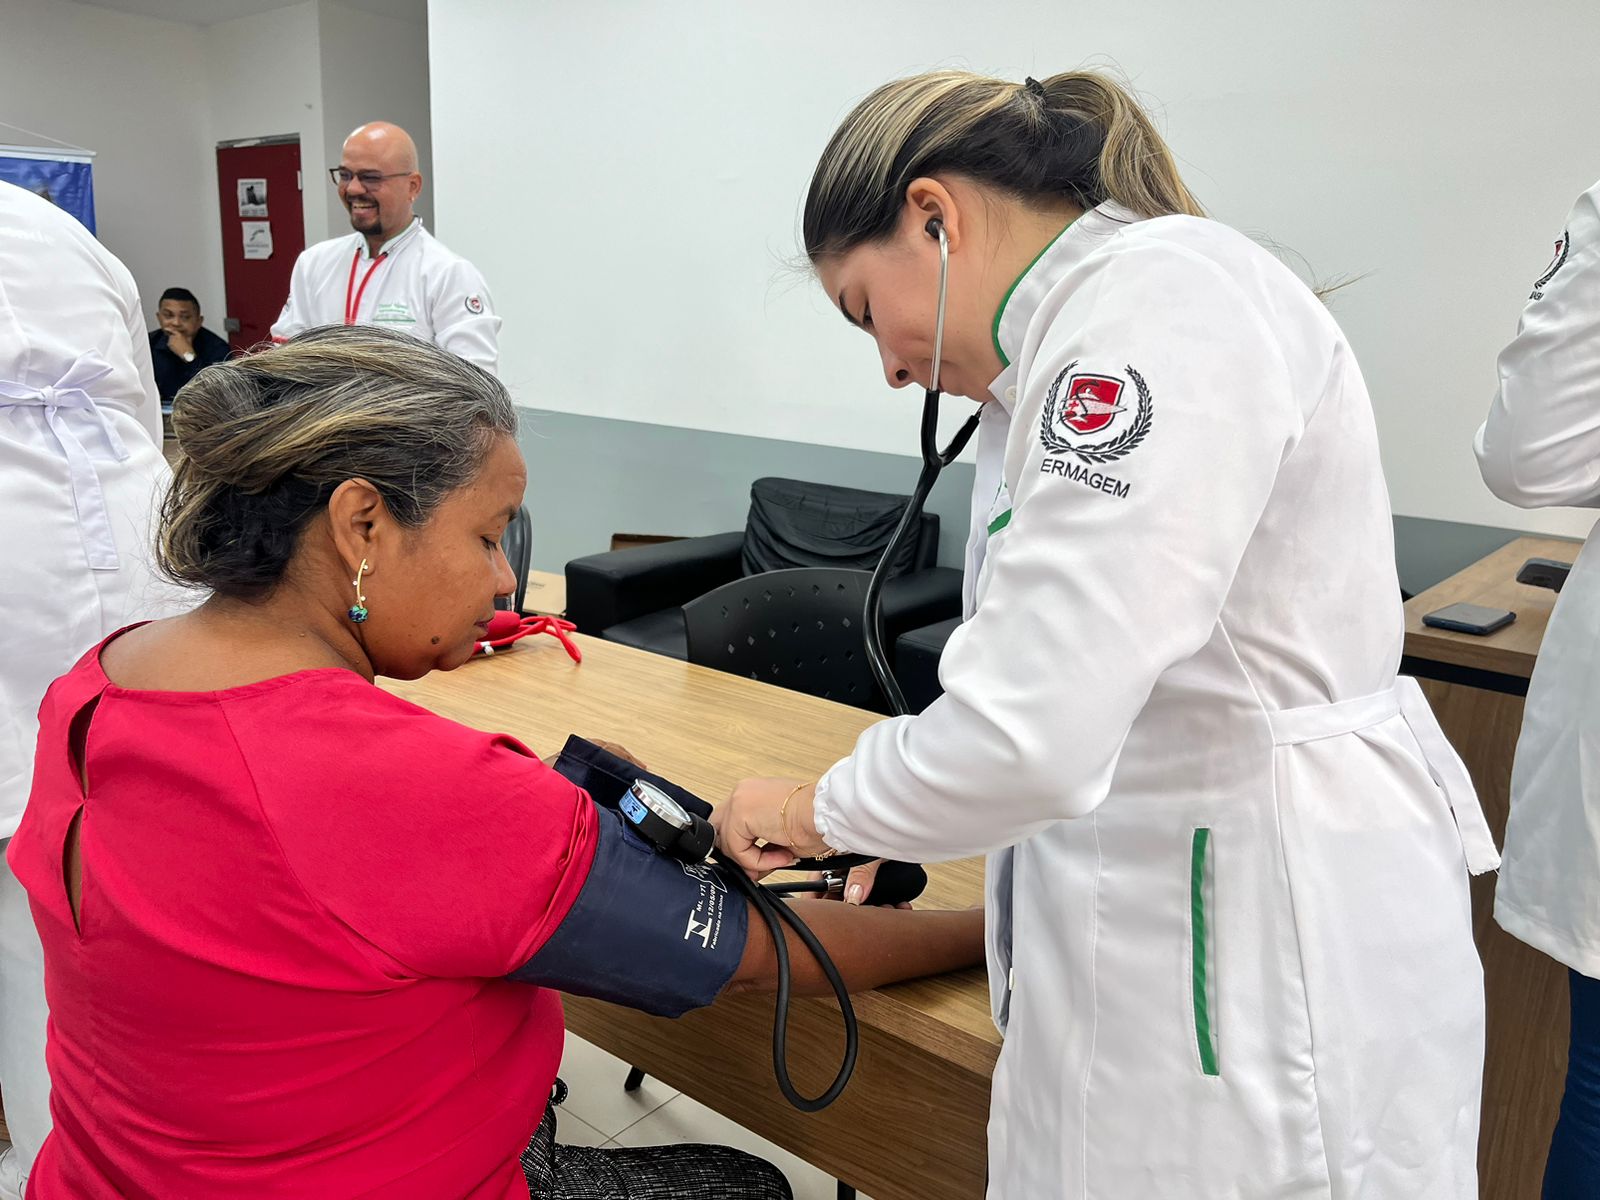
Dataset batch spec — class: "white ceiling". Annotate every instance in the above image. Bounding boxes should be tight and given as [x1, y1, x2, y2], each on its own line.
[75, 0, 426, 26]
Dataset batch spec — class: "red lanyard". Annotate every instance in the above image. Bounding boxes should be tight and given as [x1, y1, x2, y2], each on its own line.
[344, 248, 388, 325]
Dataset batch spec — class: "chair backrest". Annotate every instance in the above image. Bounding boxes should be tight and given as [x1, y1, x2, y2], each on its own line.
[682, 567, 886, 712]
[499, 504, 533, 613]
[741, 477, 939, 579]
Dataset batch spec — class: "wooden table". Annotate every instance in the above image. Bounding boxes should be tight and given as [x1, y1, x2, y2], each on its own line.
[383, 634, 995, 1200]
[1402, 536, 1574, 695]
[522, 569, 567, 617]
[1402, 535, 1581, 1198]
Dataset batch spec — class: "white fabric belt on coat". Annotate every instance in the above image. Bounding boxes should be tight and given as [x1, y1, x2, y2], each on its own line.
[0, 351, 130, 571]
[1266, 677, 1501, 875]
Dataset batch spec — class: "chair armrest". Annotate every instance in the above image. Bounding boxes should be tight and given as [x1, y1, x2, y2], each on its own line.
[565, 532, 745, 634]
[892, 614, 962, 714]
[878, 567, 964, 641]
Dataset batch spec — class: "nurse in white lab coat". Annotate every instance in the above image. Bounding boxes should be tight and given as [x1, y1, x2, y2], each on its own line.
[715, 71, 1498, 1199]
[1475, 176, 1600, 1197]
[0, 181, 190, 1194]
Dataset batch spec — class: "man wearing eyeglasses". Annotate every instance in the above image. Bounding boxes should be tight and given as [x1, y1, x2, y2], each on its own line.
[270, 121, 500, 372]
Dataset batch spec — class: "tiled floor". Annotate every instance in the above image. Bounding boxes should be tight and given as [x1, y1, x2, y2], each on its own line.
[555, 1030, 872, 1200]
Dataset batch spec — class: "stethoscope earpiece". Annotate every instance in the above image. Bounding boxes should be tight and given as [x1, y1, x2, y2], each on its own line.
[928, 218, 948, 395]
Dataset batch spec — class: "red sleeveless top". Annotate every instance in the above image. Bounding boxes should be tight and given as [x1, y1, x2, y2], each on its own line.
[9, 630, 597, 1198]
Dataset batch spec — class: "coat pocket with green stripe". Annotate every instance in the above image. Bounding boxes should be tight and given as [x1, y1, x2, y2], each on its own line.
[1190, 827, 1220, 1077]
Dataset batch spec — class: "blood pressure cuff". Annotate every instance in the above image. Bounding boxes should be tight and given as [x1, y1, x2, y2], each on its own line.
[505, 738, 747, 1017]
[547, 735, 715, 823]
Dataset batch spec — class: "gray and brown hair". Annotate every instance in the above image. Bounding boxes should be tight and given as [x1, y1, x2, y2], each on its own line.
[159, 325, 518, 599]
[803, 69, 1205, 261]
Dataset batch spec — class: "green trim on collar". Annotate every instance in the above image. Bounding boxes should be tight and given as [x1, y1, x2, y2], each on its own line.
[986, 508, 1012, 536]
[369, 217, 422, 259]
[990, 217, 1078, 369]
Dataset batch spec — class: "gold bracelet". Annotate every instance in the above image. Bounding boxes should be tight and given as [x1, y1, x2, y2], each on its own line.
[780, 782, 836, 860]
[778, 782, 808, 848]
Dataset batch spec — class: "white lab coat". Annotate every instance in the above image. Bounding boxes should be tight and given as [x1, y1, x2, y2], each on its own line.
[0, 180, 191, 1187]
[812, 203, 1497, 1198]
[1476, 177, 1600, 979]
[270, 218, 500, 373]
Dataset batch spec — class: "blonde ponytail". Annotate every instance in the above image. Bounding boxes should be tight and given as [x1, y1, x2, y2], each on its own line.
[1039, 72, 1204, 220]
[803, 68, 1202, 260]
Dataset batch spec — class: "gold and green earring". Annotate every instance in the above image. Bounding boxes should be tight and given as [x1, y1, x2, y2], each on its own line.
[348, 558, 370, 624]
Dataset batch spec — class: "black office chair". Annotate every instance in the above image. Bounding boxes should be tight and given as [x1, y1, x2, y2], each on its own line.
[682, 567, 887, 713]
[565, 477, 961, 661]
[496, 505, 533, 613]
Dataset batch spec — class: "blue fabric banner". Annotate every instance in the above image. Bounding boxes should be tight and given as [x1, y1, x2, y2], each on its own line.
[0, 155, 96, 234]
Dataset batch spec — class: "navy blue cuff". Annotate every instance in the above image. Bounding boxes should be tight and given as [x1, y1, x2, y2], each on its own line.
[506, 806, 746, 1017]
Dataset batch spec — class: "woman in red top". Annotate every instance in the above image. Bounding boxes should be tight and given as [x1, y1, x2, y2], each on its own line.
[8, 326, 983, 1199]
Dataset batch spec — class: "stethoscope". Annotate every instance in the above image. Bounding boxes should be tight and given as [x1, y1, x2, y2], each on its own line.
[862, 216, 983, 716]
[634, 225, 978, 1112]
[608, 223, 977, 1113]
[922, 217, 983, 470]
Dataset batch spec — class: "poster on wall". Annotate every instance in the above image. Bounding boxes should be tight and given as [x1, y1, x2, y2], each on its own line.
[242, 220, 273, 259]
[237, 178, 268, 216]
[0, 149, 96, 233]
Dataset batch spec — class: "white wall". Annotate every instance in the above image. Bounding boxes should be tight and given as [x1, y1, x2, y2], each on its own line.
[0, 0, 217, 324]
[430, 0, 1600, 538]
[319, 0, 433, 237]
[201, 0, 329, 262]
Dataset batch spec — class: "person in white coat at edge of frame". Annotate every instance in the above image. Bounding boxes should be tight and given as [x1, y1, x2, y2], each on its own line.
[1475, 176, 1600, 1199]
[712, 70, 1501, 1200]
[0, 179, 192, 1198]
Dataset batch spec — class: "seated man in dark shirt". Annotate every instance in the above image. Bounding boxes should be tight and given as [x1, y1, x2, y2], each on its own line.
[148, 288, 230, 412]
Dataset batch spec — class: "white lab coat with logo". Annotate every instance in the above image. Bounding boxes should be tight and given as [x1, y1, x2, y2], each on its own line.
[0, 179, 191, 1188]
[270, 218, 500, 373]
[1476, 178, 1600, 979]
[811, 203, 1497, 1198]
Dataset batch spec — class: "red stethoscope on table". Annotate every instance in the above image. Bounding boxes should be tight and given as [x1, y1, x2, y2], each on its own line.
[473, 611, 582, 663]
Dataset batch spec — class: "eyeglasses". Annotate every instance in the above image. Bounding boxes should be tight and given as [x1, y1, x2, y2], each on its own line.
[328, 168, 412, 189]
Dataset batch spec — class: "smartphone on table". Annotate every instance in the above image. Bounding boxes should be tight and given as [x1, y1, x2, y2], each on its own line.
[1421, 603, 1516, 636]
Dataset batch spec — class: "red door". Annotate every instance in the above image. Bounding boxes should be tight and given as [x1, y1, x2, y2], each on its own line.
[215, 140, 305, 354]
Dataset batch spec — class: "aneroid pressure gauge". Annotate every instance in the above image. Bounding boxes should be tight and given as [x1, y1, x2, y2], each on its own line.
[619, 779, 715, 863]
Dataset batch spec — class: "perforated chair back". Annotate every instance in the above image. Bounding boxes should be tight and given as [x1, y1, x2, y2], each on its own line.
[682, 567, 886, 712]
[498, 505, 533, 613]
